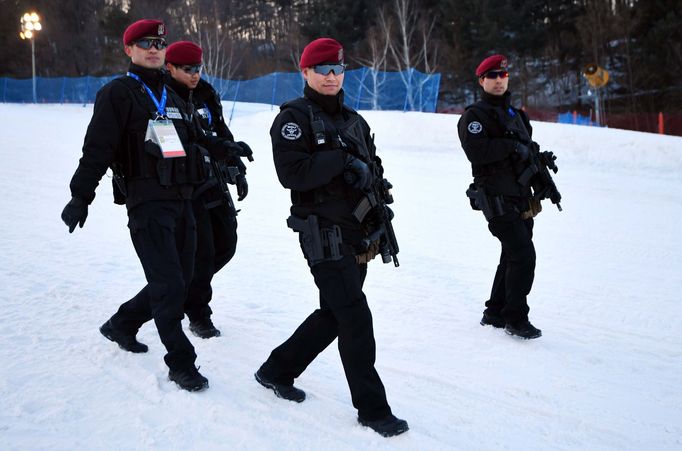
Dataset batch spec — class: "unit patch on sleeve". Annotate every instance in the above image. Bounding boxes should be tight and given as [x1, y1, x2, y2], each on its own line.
[281, 122, 302, 140]
[467, 121, 483, 134]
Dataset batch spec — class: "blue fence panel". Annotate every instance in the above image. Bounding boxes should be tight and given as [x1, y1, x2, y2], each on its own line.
[3, 78, 33, 103]
[1, 68, 440, 112]
[271, 72, 305, 106]
[558, 112, 595, 126]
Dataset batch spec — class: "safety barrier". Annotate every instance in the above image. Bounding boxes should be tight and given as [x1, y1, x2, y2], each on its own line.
[0, 67, 440, 112]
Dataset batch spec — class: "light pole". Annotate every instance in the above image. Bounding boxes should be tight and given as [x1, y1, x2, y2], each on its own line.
[20, 12, 42, 103]
[582, 63, 609, 127]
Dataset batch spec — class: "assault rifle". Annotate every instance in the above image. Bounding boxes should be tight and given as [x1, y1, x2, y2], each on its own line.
[347, 135, 400, 267]
[517, 142, 563, 211]
[212, 160, 239, 215]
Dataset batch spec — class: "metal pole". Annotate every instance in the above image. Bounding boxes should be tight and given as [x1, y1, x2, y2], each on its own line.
[594, 88, 601, 127]
[31, 37, 36, 103]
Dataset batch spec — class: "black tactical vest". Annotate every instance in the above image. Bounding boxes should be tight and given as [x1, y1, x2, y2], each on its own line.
[112, 76, 206, 188]
[281, 97, 372, 208]
[467, 101, 531, 144]
[465, 100, 533, 197]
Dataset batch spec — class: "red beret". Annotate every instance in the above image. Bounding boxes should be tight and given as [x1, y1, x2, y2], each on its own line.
[123, 19, 166, 46]
[166, 41, 203, 65]
[475, 54, 508, 77]
[300, 38, 344, 69]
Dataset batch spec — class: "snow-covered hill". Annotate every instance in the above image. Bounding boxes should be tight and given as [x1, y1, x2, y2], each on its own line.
[1, 102, 681, 450]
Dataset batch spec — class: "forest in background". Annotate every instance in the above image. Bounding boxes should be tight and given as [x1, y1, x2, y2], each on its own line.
[1, 0, 680, 116]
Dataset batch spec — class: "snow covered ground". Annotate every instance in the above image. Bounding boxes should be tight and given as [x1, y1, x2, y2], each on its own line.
[1, 102, 681, 450]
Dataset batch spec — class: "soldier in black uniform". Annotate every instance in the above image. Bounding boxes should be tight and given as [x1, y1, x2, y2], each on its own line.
[254, 38, 408, 438]
[457, 54, 543, 339]
[61, 20, 215, 391]
[164, 41, 252, 339]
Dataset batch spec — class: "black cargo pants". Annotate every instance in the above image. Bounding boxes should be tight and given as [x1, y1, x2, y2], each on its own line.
[110, 200, 197, 371]
[184, 200, 238, 322]
[485, 212, 536, 325]
[259, 255, 392, 421]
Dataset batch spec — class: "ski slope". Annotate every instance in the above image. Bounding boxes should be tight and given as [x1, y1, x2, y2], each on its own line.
[1, 102, 681, 450]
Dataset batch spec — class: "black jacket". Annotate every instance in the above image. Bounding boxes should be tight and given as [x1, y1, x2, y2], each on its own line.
[458, 91, 533, 198]
[270, 85, 379, 243]
[165, 77, 233, 140]
[69, 63, 204, 210]
[165, 76, 247, 207]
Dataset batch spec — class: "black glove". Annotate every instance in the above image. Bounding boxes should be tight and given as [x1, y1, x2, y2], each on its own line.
[343, 155, 372, 191]
[368, 205, 394, 225]
[541, 150, 556, 162]
[540, 150, 558, 172]
[384, 205, 394, 221]
[217, 140, 253, 160]
[235, 141, 254, 162]
[61, 197, 88, 233]
[514, 142, 530, 161]
[236, 174, 248, 201]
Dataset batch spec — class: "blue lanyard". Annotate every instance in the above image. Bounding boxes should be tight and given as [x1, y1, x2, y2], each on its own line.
[126, 72, 167, 118]
[203, 103, 213, 126]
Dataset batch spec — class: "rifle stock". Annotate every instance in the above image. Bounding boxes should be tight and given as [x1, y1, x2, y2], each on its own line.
[364, 161, 400, 267]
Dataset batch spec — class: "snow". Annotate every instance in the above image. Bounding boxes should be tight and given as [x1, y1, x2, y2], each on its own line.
[1, 102, 681, 450]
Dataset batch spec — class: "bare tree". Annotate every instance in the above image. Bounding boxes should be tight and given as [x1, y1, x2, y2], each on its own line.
[376, 0, 438, 111]
[184, 1, 242, 97]
[353, 25, 391, 110]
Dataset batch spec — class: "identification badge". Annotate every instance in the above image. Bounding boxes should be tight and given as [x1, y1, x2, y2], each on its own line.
[165, 107, 183, 120]
[145, 119, 186, 158]
[197, 108, 210, 120]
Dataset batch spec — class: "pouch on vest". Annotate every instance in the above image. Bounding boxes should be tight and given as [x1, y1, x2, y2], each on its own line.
[144, 140, 172, 187]
[187, 143, 209, 184]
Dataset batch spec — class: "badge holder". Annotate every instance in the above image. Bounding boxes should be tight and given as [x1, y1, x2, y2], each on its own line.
[145, 119, 186, 158]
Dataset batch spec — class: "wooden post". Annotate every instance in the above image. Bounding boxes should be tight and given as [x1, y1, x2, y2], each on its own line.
[658, 112, 664, 134]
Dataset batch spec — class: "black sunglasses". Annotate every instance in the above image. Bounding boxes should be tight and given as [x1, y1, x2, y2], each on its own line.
[134, 38, 168, 50]
[177, 64, 203, 75]
[482, 70, 509, 80]
[313, 63, 346, 76]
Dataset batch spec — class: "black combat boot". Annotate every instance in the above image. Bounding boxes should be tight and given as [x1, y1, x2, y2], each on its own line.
[168, 366, 209, 392]
[358, 414, 409, 437]
[189, 316, 221, 339]
[505, 321, 542, 339]
[480, 312, 505, 328]
[254, 369, 306, 403]
[99, 320, 148, 353]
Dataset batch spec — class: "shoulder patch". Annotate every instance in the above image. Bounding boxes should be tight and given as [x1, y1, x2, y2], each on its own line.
[467, 121, 483, 134]
[281, 122, 302, 140]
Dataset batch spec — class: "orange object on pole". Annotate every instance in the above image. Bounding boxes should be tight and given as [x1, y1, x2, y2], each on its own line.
[658, 112, 664, 134]
[572, 110, 577, 124]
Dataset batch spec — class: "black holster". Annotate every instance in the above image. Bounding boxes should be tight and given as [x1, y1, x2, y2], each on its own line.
[112, 169, 127, 205]
[286, 215, 344, 266]
[466, 183, 506, 221]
